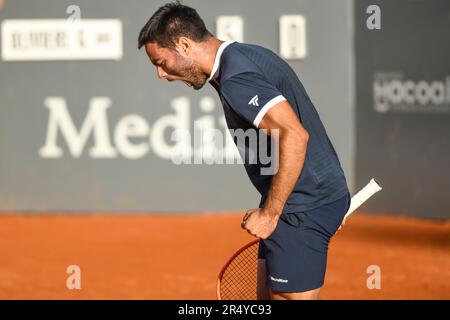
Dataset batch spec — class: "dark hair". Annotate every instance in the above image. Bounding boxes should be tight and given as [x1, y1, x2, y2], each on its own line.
[138, 1, 211, 50]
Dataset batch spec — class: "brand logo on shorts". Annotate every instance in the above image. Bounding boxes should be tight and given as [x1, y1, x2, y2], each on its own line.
[248, 95, 259, 106]
[270, 275, 288, 283]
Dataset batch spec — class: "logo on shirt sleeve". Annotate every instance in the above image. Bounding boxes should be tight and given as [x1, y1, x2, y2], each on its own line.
[248, 95, 259, 106]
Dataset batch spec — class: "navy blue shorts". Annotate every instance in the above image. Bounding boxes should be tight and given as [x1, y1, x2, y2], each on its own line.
[258, 192, 351, 292]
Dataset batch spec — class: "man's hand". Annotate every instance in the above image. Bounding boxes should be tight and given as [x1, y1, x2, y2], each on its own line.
[241, 208, 281, 239]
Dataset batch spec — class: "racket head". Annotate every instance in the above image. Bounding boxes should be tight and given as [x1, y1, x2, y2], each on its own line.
[217, 239, 260, 300]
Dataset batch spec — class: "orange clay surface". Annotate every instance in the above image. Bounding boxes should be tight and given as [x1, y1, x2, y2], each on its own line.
[0, 212, 448, 299]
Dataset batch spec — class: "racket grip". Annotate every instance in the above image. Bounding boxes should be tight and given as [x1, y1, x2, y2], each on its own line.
[345, 178, 382, 219]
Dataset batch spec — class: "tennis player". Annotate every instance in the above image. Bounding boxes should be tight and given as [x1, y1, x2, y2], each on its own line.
[138, 2, 350, 300]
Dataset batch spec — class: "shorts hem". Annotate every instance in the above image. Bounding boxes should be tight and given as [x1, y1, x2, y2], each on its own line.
[266, 281, 324, 293]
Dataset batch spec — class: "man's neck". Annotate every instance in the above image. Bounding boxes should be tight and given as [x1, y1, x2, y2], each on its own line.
[198, 37, 224, 78]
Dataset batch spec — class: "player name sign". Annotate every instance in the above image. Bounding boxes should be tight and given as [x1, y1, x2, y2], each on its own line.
[1, 19, 123, 61]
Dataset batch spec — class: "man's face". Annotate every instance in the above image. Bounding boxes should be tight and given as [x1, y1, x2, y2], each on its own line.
[145, 41, 208, 90]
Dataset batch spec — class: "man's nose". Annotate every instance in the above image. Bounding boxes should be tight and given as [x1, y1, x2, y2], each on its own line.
[156, 66, 168, 79]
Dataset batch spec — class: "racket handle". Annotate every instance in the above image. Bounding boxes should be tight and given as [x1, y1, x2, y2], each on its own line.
[345, 178, 382, 219]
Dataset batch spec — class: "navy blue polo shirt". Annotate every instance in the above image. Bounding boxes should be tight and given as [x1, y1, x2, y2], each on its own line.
[209, 41, 349, 213]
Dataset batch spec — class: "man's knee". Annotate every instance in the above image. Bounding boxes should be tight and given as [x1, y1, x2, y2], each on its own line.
[270, 287, 321, 300]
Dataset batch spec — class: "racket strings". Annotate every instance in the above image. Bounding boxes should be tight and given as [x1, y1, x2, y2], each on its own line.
[219, 241, 259, 300]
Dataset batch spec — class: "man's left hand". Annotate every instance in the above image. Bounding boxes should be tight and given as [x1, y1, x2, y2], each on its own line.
[241, 208, 280, 239]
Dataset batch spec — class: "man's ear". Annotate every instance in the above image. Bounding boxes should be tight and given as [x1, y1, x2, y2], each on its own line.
[175, 37, 191, 56]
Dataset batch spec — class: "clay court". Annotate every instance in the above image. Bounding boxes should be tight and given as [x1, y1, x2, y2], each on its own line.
[0, 212, 448, 300]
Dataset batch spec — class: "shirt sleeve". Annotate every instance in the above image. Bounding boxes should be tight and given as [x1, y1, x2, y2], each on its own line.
[220, 72, 287, 128]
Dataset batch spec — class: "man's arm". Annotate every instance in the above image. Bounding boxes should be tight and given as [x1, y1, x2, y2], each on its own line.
[242, 100, 309, 239]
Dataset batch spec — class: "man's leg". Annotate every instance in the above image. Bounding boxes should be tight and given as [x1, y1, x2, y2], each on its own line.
[270, 287, 321, 300]
[257, 259, 271, 300]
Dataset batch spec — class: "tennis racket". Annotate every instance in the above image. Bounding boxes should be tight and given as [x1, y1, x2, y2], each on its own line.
[217, 178, 382, 300]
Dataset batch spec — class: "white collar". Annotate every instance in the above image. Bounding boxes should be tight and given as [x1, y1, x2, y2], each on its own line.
[209, 40, 236, 81]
